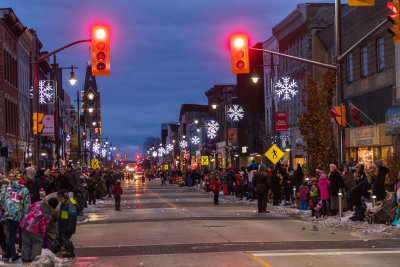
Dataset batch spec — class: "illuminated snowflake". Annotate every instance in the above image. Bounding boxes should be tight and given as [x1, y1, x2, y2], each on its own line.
[166, 144, 174, 153]
[152, 151, 158, 157]
[84, 140, 90, 149]
[275, 77, 298, 100]
[92, 141, 101, 155]
[101, 148, 107, 158]
[227, 105, 244, 121]
[180, 140, 188, 149]
[206, 120, 219, 139]
[38, 80, 54, 104]
[158, 147, 166, 155]
[191, 136, 200, 145]
[65, 134, 70, 143]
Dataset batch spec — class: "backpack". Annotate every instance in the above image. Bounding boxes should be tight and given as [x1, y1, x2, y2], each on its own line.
[114, 186, 121, 196]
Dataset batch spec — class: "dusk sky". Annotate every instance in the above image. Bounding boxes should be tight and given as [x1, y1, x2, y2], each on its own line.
[5, 0, 337, 160]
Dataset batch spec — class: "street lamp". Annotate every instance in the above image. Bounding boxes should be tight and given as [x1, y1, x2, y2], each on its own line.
[194, 119, 199, 124]
[88, 107, 94, 113]
[69, 67, 77, 86]
[211, 104, 217, 110]
[251, 74, 260, 84]
[92, 121, 97, 126]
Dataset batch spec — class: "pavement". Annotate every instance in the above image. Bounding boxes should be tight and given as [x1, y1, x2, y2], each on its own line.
[68, 179, 400, 267]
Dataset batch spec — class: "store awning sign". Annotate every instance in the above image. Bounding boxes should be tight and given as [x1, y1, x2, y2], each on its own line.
[275, 112, 288, 132]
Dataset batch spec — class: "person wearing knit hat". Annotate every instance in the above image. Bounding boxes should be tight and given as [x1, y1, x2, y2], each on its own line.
[373, 159, 389, 201]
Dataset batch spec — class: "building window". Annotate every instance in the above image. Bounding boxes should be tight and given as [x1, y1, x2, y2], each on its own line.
[347, 54, 353, 83]
[360, 46, 368, 77]
[376, 37, 384, 72]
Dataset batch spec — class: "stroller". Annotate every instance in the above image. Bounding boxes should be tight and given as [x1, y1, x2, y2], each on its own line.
[367, 196, 398, 225]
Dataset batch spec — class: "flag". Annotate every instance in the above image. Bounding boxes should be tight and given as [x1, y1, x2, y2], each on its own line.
[349, 102, 364, 127]
[330, 107, 338, 122]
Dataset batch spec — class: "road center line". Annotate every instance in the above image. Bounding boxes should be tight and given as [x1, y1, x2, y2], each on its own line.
[148, 188, 178, 209]
[246, 253, 273, 267]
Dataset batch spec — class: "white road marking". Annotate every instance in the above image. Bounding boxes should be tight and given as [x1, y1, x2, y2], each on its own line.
[252, 250, 400, 257]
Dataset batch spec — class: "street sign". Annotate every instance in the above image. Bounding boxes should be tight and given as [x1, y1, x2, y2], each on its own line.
[201, 156, 209, 166]
[91, 159, 100, 169]
[264, 144, 285, 165]
[164, 165, 168, 170]
[348, 0, 374, 6]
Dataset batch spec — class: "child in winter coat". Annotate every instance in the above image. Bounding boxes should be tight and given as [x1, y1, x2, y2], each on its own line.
[299, 181, 309, 211]
[50, 189, 78, 258]
[20, 197, 59, 262]
[318, 173, 330, 216]
[310, 177, 320, 217]
[112, 180, 123, 211]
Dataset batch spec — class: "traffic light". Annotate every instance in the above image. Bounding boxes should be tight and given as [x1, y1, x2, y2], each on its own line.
[136, 154, 140, 160]
[334, 105, 346, 127]
[91, 25, 110, 76]
[388, 1, 400, 43]
[230, 34, 249, 74]
[32, 113, 44, 135]
[116, 153, 120, 160]
[124, 154, 127, 160]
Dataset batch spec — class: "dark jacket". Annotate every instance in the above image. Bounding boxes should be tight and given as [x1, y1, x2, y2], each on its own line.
[343, 171, 356, 193]
[59, 174, 74, 192]
[355, 171, 367, 185]
[253, 171, 270, 193]
[373, 166, 389, 201]
[328, 170, 344, 196]
[347, 181, 370, 204]
[271, 170, 281, 192]
[64, 170, 80, 192]
[58, 198, 78, 235]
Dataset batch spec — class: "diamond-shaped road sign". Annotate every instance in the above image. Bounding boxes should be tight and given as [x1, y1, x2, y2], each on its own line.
[201, 156, 209, 166]
[264, 144, 285, 165]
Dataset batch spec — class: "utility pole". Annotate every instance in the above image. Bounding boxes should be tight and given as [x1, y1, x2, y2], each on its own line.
[77, 90, 81, 164]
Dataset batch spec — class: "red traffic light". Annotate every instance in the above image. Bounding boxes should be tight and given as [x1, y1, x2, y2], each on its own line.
[116, 153, 120, 160]
[92, 25, 110, 76]
[230, 34, 250, 74]
[136, 155, 140, 160]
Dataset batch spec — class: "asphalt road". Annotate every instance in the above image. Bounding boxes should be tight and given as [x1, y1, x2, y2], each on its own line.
[72, 179, 400, 267]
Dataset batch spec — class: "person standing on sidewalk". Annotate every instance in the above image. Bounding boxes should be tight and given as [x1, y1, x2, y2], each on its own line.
[253, 165, 271, 213]
[112, 180, 123, 211]
[211, 173, 221, 205]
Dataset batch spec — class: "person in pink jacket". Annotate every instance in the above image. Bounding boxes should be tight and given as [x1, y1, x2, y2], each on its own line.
[318, 173, 330, 216]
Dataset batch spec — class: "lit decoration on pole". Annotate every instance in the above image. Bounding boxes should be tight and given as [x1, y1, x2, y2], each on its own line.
[84, 140, 90, 149]
[191, 136, 200, 145]
[206, 120, 219, 139]
[275, 77, 298, 100]
[227, 105, 244, 121]
[152, 151, 158, 157]
[166, 144, 174, 153]
[180, 140, 188, 149]
[38, 80, 54, 104]
[65, 134, 71, 144]
[158, 147, 166, 156]
[93, 141, 101, 155]
[101, 148, 107, 158]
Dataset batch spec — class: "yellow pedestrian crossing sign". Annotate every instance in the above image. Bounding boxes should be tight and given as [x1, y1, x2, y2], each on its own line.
[264, 144, 285, 165]
[164, 165, 168, 170]
[201, 156, 209, 165]
[91, 159, 100, 169]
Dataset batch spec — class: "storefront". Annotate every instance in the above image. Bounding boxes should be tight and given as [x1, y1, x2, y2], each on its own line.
[216, 141, 226, 169]
[345, 123, 393, 168]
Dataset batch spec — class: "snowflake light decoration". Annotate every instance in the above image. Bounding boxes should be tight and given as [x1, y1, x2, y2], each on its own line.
[65, 134, 70, 144]
[152, 151, 158, 157]
[101, 148, 107, 158]
[92, 141, 101, 155]
[158, 147, 166, 155]
[180, 140, 188, 149]
[227, 105, 244, 121]
[275, 77, 298, 100]
[38, 80, 54, 104]
[191, 136, 200, 145]
[84, 140, 90, 149]
[206, 120, 219, 139]
[166, 144, 174, 153]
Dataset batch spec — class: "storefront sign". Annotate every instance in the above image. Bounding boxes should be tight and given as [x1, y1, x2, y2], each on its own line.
[386, 106, 400, 135]
[349, 125, 379, 147]
[275, 112, 288, 132]
[42, 115, 55, 137]
[228, 128, 238, 143]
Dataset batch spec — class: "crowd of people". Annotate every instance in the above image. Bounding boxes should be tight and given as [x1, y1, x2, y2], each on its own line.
[0, 164, 124, 263]
[172, 158, 399, 224]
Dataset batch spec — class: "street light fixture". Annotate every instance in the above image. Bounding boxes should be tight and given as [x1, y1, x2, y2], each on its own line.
[194, 119, 199, 124]
[92, 121, 97, 126]
[196, 128, 200, 133]
[251, 74, 260, 84]
[88, 107, 94, 113]
[69, 69, 77, 86]
[211, 104, 217, 110]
